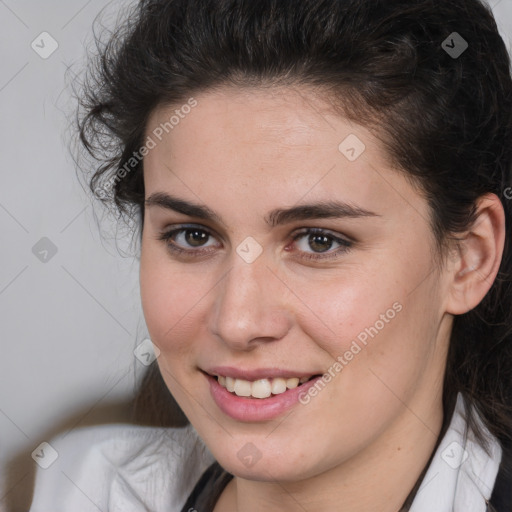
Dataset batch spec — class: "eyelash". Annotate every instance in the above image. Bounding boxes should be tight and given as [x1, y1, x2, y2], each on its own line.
[157, 225, 353, 261]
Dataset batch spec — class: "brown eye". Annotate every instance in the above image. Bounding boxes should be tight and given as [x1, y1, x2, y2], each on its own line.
[308, 233, 334, 253]
[158, 225, 220, 255]
[291, 228, 353, 261]
[183, 228, 210, 247]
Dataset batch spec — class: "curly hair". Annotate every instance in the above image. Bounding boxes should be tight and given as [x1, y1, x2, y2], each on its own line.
[77, 0, 512, 452]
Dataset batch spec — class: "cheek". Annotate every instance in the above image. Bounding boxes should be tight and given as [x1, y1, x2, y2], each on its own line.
[286, 280, 439, 458]
[139, 242, 210, 356]
[293, 254, 440, 387]
[289, 263, 396, 348]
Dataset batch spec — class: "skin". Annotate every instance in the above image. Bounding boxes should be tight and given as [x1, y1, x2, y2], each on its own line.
[139, 86, 504, 512]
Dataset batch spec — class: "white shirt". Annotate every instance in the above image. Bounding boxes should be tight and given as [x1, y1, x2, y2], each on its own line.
[29, 394, 502, 511]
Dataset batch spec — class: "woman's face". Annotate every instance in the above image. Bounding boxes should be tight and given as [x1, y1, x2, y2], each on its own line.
[140, 86, 453, 482]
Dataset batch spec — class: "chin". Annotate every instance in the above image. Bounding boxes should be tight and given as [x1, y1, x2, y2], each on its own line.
[204, 434, 324, 483]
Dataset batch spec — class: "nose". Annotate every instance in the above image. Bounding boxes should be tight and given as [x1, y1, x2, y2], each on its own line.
[208, 256, 293, 351]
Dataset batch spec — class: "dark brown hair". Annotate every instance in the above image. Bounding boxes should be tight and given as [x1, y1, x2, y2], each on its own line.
[78, 0, 512, 452]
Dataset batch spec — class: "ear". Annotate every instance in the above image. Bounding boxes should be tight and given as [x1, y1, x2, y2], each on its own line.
[446, 193, 506, 315]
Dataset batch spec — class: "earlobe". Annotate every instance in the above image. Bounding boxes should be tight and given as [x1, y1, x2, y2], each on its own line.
[446, 194, 506, 315]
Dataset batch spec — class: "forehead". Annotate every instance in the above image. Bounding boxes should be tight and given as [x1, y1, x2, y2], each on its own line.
[147, 86, 372, 154]
[142, 86, 428, 222]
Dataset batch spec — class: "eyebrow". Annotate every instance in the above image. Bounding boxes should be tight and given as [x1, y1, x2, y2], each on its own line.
[145, 192, 379, 227]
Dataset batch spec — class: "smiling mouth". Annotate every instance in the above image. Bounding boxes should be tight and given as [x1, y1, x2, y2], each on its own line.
[214, 374, 321, 399]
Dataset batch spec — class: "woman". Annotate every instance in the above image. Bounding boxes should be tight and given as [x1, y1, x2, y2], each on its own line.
[29, 0, 512, 510]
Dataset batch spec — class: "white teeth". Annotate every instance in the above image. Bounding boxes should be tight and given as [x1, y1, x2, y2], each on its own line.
[271, 378, 287, 395]
[251, 379, 272, 398]
[217, 375, 311, 398]
[226, 376, 235, 392]
[233, 379, 252, 397]
[286, 377, 299, 389]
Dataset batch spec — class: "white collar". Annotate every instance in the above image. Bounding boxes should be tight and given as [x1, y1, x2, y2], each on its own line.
[410, 393, 502, 512]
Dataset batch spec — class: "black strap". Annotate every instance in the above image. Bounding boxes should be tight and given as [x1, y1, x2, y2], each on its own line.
[487, 445, 512, 511]
[180, 462, 233, 512]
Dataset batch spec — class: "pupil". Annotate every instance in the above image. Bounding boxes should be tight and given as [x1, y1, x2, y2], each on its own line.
[186, 229, 208, 247]
[309, 234, 332, 253]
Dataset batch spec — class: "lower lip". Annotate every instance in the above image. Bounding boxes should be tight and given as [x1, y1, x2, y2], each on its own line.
[206, 373, 322, 422]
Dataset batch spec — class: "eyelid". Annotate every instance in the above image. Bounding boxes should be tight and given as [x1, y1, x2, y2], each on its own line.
[290, 226, 354, 243]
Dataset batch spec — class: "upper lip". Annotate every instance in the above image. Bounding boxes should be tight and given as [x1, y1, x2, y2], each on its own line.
[203, 366, 321, 381]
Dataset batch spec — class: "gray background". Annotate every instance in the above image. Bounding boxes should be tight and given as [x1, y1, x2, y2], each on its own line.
[1, 1, 511, 511]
